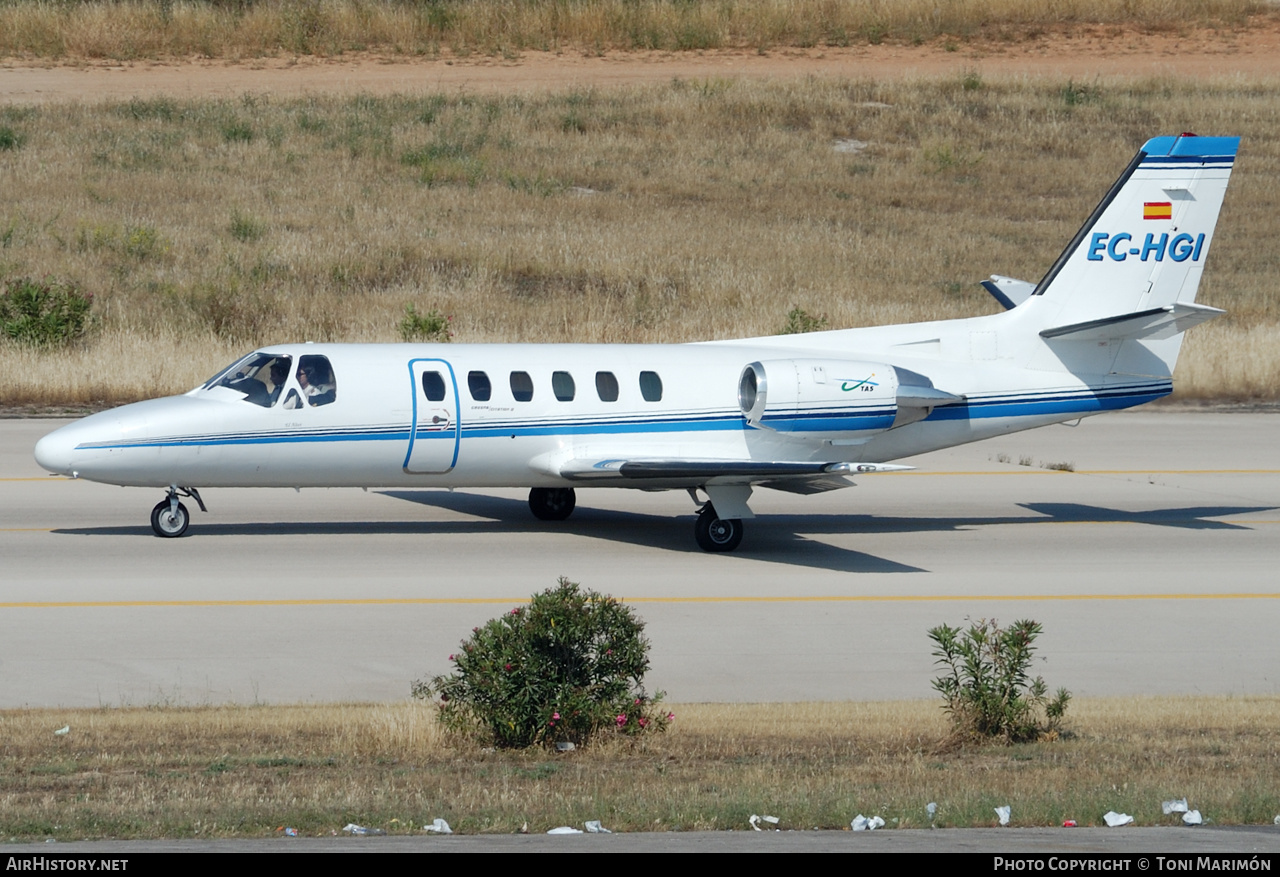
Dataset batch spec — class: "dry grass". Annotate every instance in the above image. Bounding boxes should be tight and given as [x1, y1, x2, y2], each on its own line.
[2, 76, 1279, 406]
[0, 0, 1264, 61]
[1, 697, 1277, 838]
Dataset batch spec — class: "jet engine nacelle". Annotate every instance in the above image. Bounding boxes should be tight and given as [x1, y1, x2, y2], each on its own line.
[738, 359, 901, 442]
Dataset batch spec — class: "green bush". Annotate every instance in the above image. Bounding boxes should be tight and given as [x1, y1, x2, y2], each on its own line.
[399, 303, 451, 342]
[0, 276, 93, 346]
[0, 125, 24, 151]
[928, 618, 1070, 744]
[781, 304, 828, 334]
[229, 211, 267, 243]
[413, 578, 671, 749]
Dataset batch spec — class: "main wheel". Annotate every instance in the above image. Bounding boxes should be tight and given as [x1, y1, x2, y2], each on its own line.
[694, 505, 743, 553]
[528, 487, 576, 521]
[150, 500, 190, 538]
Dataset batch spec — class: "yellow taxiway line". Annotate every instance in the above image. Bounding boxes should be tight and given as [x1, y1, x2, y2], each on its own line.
[0, 593, 1277, 610]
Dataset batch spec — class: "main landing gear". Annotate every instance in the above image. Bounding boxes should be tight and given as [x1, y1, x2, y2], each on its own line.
[694, 504, 744, 553]
[525, 485, 746, 552]
[150, 486, 206, 538]
[528, 487, 576, 521]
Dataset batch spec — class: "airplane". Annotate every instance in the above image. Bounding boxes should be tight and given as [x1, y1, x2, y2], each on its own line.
[34, 134, 1238, 552]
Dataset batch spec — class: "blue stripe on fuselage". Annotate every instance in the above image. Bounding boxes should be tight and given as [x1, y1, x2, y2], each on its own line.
[75, 384, 1171, 451]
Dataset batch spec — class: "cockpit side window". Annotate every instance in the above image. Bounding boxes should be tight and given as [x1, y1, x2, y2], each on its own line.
[210, 353, 292, 408]
[297, 355, 337, 407]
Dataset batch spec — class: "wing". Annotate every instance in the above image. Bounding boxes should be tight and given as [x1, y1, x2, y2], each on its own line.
[541, 457, 913, 491]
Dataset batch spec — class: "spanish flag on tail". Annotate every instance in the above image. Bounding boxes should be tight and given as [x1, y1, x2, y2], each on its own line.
[1144, 201, 1173, 220]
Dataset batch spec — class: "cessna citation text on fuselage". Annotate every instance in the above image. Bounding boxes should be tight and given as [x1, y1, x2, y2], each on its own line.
[35, 135, 1238, 552]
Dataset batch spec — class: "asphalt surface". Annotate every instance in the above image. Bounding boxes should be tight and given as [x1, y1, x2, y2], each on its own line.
[2, 411, 1278, 708]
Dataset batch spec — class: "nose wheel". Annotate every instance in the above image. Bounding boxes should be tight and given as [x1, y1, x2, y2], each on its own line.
[695, 504, 743, 553]
[529, 487, 576, 521]
[150, 486, 205, 538]
[151, 500, 189, 537]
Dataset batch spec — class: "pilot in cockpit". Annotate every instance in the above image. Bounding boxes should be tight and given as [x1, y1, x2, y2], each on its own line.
[266, 360, 291, 407]
[298, 361, 336, 407]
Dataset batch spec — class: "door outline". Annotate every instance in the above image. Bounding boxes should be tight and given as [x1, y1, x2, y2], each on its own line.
[403, 358, 461, 474]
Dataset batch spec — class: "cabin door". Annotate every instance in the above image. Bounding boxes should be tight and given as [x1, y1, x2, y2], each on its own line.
[404, 358, 460, 474]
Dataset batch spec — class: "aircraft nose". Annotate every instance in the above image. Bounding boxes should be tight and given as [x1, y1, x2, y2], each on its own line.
[34, 424, 80, 476]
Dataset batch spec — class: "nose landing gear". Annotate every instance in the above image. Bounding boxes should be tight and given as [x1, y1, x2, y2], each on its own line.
[150, 486, 206, 538]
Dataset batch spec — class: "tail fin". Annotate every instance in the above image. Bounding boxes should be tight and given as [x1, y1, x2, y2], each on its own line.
[1030, 134, 1237, 376]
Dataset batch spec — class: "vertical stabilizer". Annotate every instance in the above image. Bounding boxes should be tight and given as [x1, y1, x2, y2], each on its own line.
[1031, 134, 1237, 376]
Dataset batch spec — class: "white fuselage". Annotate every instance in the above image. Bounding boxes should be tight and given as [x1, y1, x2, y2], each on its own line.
[33, 328, 1169, 492]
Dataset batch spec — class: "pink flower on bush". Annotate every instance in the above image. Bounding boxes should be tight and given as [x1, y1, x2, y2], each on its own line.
[552, 712, 560, 720]
[638, 718, 648, 728]
[615, 714, 627, 727]
[666, 712, 675, 721]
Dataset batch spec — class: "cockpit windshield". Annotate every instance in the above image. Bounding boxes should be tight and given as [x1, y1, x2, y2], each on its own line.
[205, 353, 294, 408]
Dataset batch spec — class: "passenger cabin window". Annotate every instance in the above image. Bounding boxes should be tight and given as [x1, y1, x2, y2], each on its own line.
[595, 371, 619, 402]
[210, 352, 293, 408]
[468, 371, 491, 401]
[422, 371, 447, 402]
[552, 371, 575, 402]
[510, 371, 534, 402]
[639, 371, 663, 402]
[296, 355, 337, 407]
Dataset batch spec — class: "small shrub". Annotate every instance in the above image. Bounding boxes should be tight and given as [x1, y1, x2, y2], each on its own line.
[189, 285, 276, 344]
[229, 211, 267, 243]
[0, 276, 93, 346]
[413, 577, 671, 749]
[781, 305, 828, 334]
[398, 303, 451, 342]
[122, 225, 165, 260]
[222, 121, 254, 143]
[928, 618, 1070, 745]
[0, 126, 23, 151]
[1061, 80, 1101, 107]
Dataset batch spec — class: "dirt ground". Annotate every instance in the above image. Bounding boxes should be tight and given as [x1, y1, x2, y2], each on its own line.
[4, 24, 1280, 103]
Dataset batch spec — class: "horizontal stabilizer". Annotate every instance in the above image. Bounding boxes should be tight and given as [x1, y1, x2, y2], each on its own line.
[980, 275, 1036, 310]
[1040, 302, 1225, 342]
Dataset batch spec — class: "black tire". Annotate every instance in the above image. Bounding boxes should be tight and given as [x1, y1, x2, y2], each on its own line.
[529, 487, 576, 521]
[150, 500, 190, 538]
[694, 505, 743, 553]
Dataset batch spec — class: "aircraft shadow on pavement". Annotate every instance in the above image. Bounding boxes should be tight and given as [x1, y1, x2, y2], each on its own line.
[380, 490, 924, 574]
[44, 490, 923, 574]
[51, 493, 1271, 575]
[1016, 502, 1270, 530]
